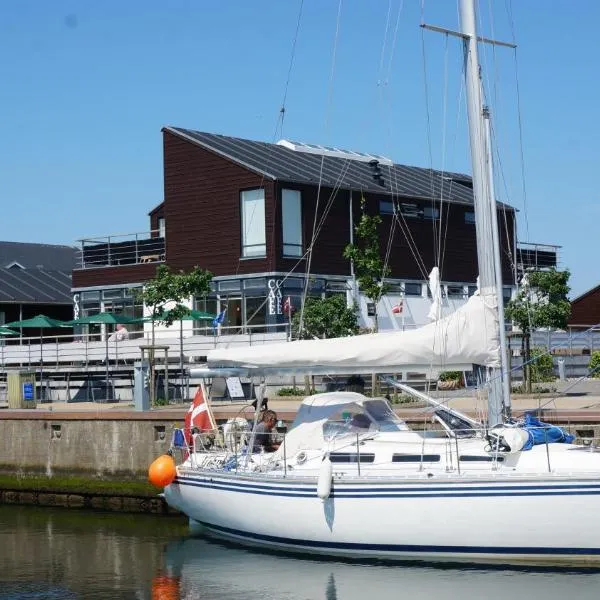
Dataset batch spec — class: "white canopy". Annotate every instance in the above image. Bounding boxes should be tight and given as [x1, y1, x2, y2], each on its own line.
[207, 295, 500, 374]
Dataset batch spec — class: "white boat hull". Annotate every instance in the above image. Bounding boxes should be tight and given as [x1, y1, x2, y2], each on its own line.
[164, 470, 600, 565]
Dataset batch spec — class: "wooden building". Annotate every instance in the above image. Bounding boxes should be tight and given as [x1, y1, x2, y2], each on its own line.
[569, 285, 600, 331]
[71, 127, 526, 332]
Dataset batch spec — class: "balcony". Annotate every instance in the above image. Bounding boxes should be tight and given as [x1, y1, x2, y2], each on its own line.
[75, 231, 165, 269]
[516, 242, 560, 272]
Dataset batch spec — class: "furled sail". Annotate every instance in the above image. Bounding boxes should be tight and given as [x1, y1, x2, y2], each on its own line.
[207, 295, 500, 374]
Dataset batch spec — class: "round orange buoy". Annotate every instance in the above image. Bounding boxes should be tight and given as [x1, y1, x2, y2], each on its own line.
[151, 575, 180, 600]
[148, 454, 176, 487]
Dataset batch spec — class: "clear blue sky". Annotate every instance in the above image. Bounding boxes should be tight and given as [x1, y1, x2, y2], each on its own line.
[1, 1, 598, 297]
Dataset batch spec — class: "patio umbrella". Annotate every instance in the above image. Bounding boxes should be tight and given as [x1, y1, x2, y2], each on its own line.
[66, 312, 136, 401]
[0, 327, 18, 369]
[4, 315, 70, 397]
[133, 309, 214, 400]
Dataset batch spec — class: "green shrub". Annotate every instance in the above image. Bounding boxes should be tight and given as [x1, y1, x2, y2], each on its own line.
[589, 351, 600, 378]
[529, 347, 555, 383]
[277, 387, 304, 397]
[438, 371, 463, 382]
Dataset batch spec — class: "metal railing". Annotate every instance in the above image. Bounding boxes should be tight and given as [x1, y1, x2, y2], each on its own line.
[75, 230, 165, 269]
[516, 242, 561, 271]
[173, 423, 600, 478]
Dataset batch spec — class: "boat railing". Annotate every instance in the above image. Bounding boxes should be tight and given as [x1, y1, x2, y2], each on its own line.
[174, 423, 597, 477]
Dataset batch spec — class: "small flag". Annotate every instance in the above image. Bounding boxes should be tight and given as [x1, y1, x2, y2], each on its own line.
[212, 309, 226, 330]
[183, 382, 215, 452]
[392, 301, 403, 314]
[283, 296, 293, 314]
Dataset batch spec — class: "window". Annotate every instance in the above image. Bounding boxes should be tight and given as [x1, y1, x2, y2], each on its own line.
[404, 283, 422, 296]
[379, 200, 394, 215]
[465, 211, 476, 224]
[241, 189, 266, 258]
[446, 285, 465, 298]
[460, 455, 504, 462]
[400, 203, 421, 218]
[245, 296, 267, 333]
[423, 206, 440, 220]
[330, 453, 375, 464]
[282, 189, 303, 256]
[158, 217, 165, 238]
[392, 454, 440, 463]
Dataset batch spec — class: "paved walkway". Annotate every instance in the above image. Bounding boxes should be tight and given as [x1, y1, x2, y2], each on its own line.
[3, 379, 600, 418]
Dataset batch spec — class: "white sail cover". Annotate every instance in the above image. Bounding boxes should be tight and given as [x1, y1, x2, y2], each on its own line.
[206, 295, 500, 374]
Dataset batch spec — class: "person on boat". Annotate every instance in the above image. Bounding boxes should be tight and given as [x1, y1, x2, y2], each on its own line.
[252, 410, 280, 453]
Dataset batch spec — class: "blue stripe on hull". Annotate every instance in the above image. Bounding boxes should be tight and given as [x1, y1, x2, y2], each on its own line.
[197, 520, 600, 557]
[174, 477, 600, 499]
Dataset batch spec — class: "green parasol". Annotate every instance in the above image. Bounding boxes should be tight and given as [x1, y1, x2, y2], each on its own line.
[5, 315, 70, 394]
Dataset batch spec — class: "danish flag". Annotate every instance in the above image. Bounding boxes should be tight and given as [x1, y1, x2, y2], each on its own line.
[392, 301, 404, 314]
[184, 382, 215, 448]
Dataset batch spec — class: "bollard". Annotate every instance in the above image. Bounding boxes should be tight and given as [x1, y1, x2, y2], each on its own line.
[558, 358, 566, 381]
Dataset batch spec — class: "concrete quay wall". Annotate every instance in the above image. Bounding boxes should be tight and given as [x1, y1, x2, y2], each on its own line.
[2, 403, 600, 481]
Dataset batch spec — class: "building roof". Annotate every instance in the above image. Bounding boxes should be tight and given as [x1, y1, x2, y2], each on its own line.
[165, 127, 512, 209]
[0, 268, 72, 304]
[571, 283, 600, 304]
[0, 241, 77, 271]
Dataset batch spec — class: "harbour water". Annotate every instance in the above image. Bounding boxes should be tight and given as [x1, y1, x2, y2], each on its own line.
[0, 504, 599, 599]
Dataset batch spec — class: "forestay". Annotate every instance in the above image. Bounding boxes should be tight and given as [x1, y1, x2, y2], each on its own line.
[207, 295, 500, 373]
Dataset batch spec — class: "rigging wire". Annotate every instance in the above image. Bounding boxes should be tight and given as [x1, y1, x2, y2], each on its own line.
[436, 33, 450, 271]
[278, 0, 305, 138]
[299, 0, 343, 336]
[419, 0, 439, 268]
[505, 0, 530, 242]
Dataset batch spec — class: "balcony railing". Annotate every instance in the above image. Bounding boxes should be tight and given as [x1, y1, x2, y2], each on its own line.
[75, 230, 165, 269]
[516, 242, 561, 272]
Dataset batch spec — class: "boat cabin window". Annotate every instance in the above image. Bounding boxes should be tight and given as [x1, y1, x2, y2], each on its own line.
[364, 400, 407, 432]
[330, 453, 375, 464]
[459, 455, 504, 462]
[322, 404, 376, 440]
[392, 454, 440, 463]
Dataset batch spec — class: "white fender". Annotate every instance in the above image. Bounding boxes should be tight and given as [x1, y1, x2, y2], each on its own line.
[317, 456, 333, 499]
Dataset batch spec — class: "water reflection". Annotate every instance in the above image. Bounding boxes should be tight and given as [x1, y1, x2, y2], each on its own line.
[0, 504, 187, 600]
[1, 504, 600, 600]
[163, 535, 600, 600]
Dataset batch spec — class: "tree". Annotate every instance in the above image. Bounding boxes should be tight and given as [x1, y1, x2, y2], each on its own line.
[505, 268, 571, 393]
[343, 196, 391, 332]
[136, 265, 213, 403]
[292, 295, 359, 340]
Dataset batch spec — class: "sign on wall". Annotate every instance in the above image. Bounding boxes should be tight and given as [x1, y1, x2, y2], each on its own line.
[267, 279, 283, 316]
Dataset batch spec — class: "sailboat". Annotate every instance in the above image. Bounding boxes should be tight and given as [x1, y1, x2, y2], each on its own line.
[162, 0, 600, 565]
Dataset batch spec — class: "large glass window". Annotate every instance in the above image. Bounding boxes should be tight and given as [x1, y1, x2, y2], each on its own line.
[282, 189, 302, 257]
[245, 296, 267, 334]
[241, 189, 266, 258]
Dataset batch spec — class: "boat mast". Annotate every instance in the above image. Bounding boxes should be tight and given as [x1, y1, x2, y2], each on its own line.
[458, 0, 509, 425]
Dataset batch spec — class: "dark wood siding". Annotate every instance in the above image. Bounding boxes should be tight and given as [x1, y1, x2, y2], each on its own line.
[72, 264, 161, 288]
[275, 185, 515, 283]
[569, 286, 600, 328]
[163, 131, 276, 275]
